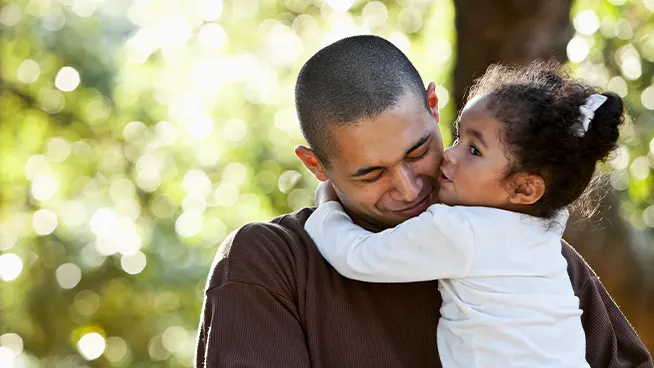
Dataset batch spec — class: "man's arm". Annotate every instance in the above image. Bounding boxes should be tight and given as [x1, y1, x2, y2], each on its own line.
[195, 225, 311, 368]
[562, 242, 653, 367]
[196, 283, 310, 367]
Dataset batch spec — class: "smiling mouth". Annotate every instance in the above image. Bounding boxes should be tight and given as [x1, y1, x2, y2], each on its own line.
[392, 194, 432, 217]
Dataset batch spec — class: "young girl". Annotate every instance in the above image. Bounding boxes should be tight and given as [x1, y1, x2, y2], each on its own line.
[304, 61, 624, 368]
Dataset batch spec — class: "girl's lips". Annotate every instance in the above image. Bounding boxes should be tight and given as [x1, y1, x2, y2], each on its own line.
[438, 171, 452, 184]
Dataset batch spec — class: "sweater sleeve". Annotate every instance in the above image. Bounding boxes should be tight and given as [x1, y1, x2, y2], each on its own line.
[304, 202, 476, 282]
[562, 242, 652, 367]
[195, 225, 311, 368]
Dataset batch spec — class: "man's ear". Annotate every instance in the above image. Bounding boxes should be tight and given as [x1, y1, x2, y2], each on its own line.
[295, 145, 329, 182]
[507, 173, 545, 206]
[426, 81, 440, 123]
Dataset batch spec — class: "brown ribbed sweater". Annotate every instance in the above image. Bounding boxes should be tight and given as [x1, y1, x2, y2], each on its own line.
[196, 207, 652, 367]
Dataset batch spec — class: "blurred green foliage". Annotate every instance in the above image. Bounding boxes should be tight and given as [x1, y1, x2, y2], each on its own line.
[570, 0, 654, 228]
[0, 0, 652, 367]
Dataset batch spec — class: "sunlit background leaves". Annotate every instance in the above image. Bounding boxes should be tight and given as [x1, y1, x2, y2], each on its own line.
[0, 0, 653, 367]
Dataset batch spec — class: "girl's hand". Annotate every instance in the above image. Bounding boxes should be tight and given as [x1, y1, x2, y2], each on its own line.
[315, 180, 339, 207]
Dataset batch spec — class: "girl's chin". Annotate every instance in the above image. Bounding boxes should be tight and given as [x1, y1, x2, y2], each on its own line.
[437, 193, 465, 208]
[437, 189, 453, 204]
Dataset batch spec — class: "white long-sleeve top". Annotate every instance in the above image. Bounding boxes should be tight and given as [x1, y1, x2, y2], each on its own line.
[305, 202, 589, 368]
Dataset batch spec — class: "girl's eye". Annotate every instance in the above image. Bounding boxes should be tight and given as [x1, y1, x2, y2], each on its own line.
[469, 146, 481, 156]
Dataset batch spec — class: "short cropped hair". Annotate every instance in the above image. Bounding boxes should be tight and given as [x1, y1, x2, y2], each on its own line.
[295, 35, 429, 167]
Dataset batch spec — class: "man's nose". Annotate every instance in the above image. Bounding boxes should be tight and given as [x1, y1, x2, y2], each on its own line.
[390, 164, 423, 202]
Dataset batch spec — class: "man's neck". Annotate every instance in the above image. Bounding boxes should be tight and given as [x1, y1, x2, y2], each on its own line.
[343, 207, 393, 234]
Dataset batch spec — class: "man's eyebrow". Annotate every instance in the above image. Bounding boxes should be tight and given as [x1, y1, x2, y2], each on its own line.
[406, 134, 431, 155]
[351, 165, 384, 177]
[351, 134, 431, 178]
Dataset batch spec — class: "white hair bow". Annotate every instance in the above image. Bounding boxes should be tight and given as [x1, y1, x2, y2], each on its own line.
[573, 94, 607, 137]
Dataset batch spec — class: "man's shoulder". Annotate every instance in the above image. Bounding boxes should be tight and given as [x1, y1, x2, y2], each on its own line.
[561, 239, 598, 291]
[231, 206, 316, 249]
[205, 207, 318, 292]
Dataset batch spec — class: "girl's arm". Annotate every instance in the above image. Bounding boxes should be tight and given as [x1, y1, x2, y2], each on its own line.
[304, 201, 475, 282]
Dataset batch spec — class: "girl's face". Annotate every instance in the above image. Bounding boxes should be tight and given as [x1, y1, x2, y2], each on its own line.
[437, 94, 514, 208]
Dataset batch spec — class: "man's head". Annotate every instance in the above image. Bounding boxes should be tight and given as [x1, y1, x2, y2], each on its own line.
[294, 35, 444, 230]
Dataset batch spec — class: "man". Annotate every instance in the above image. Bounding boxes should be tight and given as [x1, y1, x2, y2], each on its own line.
[195, 35, 651, 367]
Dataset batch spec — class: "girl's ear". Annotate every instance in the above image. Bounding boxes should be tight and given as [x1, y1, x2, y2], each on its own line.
[507, 173, 545, 205]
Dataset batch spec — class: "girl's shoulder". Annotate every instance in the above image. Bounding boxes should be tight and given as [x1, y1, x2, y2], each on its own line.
[429, 205, 566, 236]
[429, 204, 521, 220]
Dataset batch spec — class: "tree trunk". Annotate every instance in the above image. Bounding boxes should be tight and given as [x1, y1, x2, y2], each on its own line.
[452, 0, 653, 347]
[453, 0, 574, 106]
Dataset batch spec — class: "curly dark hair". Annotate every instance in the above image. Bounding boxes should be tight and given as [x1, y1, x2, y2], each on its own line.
[467, 60, 624, 219]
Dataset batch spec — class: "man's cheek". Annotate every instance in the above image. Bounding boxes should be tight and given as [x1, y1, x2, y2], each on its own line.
[357, 188, 384, 209]
[416, 157, 440, 177]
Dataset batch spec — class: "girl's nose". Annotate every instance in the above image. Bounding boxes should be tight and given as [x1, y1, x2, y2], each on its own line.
[443, 146, 457, 165]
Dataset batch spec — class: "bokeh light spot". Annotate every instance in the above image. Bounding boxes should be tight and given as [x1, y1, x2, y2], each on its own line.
[56, 263, 82, 289]
[55, 66, 81, 92]
[32, 209, 58, 235]
[77, 333, 106, 361]
[121, 251, 147, 275]
[0, 253, 23, 282]
[17, 59, 40, 84]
